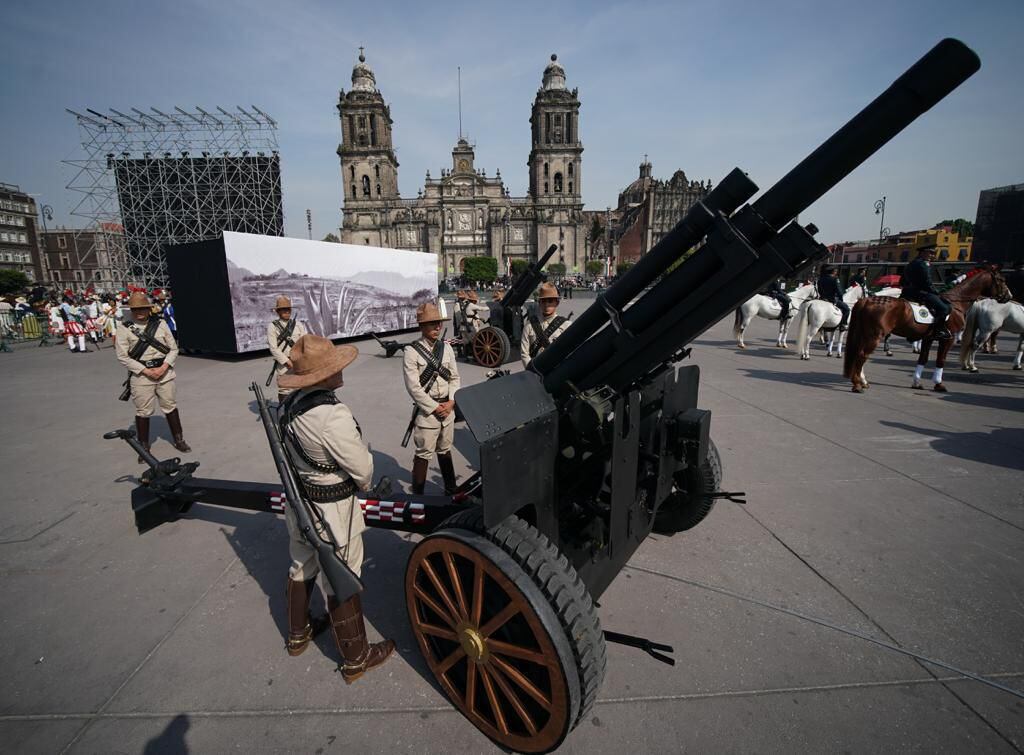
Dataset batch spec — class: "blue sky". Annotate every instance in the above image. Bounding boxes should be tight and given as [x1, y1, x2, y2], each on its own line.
[2, 0, 1021, 244]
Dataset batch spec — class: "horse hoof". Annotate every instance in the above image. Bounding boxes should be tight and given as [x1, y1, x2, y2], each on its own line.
[1013, 365, 1022, 371]
[737, 344, 746, 350]
[933, 383, 948, 393]
[852, 386, 863, 393]
[911, 382, 924, 390]
[969, 367, 979, 373]
[884, 351, 893, 357]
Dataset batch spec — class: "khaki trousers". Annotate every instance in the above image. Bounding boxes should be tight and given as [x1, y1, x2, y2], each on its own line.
[413, 416, 454, 460]
[131, 371, 177, 417]
[283, 495, 365, 590]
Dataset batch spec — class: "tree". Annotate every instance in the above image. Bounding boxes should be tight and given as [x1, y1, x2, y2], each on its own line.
[585, 260, 605, 277]
[322, 233, 341, 243]
[462, 256, 498, 282]
[548, 262, 567, 276]
[934, 219, 974, 237]
[510, 259, 529, 277]
[616, 261, 634, 276]
[589, 216, 604, 244]
[0, 269, 29, 295]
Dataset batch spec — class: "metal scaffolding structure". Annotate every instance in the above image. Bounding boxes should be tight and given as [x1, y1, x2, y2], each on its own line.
[65, 106, 282, 288]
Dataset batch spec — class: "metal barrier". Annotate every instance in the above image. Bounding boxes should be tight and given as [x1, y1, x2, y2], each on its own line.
[0, 312, 59, 350]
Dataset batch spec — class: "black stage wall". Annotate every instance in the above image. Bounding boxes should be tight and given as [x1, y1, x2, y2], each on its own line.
[166, 237, 239, 353]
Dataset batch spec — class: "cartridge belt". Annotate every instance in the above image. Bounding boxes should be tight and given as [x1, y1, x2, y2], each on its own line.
[142, 358, 165, 368]
[301, 477, 358, 502]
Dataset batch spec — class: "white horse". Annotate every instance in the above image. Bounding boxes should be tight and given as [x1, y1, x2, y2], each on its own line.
[793, 284, 866, 360]
[733, 284, 815, 349]
[960, 298, 1024, 372]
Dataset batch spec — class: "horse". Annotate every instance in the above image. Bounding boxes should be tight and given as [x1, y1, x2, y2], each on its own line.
[792, 284, 866, 360]
[960, 298, 1024, 372]
[733, 284, 815, 349]
[843, 265, 1012, 393]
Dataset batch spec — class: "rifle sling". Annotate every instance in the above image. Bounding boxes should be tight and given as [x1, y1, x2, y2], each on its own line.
[274, 318, 297, 348]
[410, 340, 451, 391]
[126, 317, 168, 362]
[529, 314, 567, 358]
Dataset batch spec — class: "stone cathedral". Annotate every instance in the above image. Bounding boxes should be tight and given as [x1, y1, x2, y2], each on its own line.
[337, 52, 587, 276]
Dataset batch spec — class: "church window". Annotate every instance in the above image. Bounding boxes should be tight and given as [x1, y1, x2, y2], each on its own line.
[544, 182, 549, 194]
[374, 165, 380, 179]
[362, 175, 371, 197]
[568, 163, 574, 177]
[544, 163, 548, 177]
[351, 184, 357, 199]
[349, 166, 355, 180]
[369, 115, 378, 146]
[554, 173, 563, 193]
[357, 116, 366, 128]
[566, 113, 572, 143]
[568, 181, 574, 194]
[376, 183, 381, 196]
[545, 113, 552, 144]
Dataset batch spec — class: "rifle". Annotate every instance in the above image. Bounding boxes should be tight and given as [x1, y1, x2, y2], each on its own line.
[120, 317, 166, 401]
[265, 319, 298, 387]
[401, 328, 448, 448]
[250, 382, 363, 601]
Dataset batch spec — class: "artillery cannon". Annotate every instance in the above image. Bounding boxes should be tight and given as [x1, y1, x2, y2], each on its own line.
[453, 244, 558, 368]
[107, 40, 978, 753]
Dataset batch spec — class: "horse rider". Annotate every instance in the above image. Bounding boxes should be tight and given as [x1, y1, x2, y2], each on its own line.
[521, 282, 571, 367]
[268, 295, 308, 401]
[276, 335, 395, 682]
[849, 266, 869, 293]
[816, 266, 850, 330]
[763, 277, 791, 321]
[403, 302, 461, 495]
[900, 244, 952, 340]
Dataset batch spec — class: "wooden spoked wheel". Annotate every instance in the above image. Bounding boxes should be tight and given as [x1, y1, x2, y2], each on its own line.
[406, 528, 576, 753]
[471, 326, 510, 368]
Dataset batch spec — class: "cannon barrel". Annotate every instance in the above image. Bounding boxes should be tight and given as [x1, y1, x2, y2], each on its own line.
[535, 38, 980, 395]
[501, 243, 558, 312]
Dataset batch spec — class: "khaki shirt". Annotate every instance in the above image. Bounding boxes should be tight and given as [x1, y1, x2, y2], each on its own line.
[521, 312, 570, 367]
[116, 317, 178, 383]
[403, 336, 460, 428]
[267, 318, 308, 374]
[286, 392, 374, 490]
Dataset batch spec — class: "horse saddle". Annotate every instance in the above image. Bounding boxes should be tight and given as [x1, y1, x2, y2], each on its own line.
[908, 303, 934, 324]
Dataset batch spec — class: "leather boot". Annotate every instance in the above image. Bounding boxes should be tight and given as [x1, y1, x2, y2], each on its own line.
[329, 593, 395, 684]
[411, 457, 429, 495]
[438, 452, 458, 495]
[135, 416, 150, 464]
[165, 409, 192, 453]
[286, 577, 329, 656]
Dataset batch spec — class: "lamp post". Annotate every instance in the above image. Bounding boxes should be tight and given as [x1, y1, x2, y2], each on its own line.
[874, 196, 887, 244]
[39, 204, 53, 287]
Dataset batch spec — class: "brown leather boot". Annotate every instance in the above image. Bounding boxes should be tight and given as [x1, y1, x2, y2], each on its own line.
[411, 457, 429, 495]
[438, 452, 457, 495]
[165, 409, 192, 453]
[135, 416, 150, 464]
[286, 577, 329, 656]
[328, 593, 395, 684]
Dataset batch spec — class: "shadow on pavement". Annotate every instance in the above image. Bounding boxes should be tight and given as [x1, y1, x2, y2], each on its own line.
[143, 713, 190, 754]
[936, 390, 1024, 413]
[736, 368, 850, 390]
[878, 420, 1024, 471]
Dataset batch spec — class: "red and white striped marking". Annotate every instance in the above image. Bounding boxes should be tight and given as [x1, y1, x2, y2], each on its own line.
[269, 492, 286, 513]
[360, 500, 426, 524]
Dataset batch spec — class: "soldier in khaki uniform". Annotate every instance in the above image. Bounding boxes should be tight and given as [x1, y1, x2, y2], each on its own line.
[267, 295, 308, 400]
[521, 281, 570, 367]
[403, 302, 461, 494]
[277, 335, 394, 683]
[116, 291, 191, 459]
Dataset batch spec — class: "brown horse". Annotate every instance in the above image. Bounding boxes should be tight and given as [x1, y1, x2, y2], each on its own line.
[842, 265, 1011, 393]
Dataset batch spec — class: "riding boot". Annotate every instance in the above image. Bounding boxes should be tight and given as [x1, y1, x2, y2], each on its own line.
[438, 452, 458, 495]
[286, 577, 329, 656]
[135, 416, 150, 464]
[411, 457, 429, 495]
[166, 409, 192, 453]
[328, 593, 395, 684]
[933, 317, 952, 341]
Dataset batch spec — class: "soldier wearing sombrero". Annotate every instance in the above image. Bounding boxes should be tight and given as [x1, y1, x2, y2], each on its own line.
[267, 295, 307, 400]
[521, 281, 570, 367]
[277, 335, 394, 682]
[402, 301, 461, 495]
[115, 291, 191, 459]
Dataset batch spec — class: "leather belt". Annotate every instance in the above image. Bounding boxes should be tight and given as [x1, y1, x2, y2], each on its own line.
[301, 477, 358, 502]
[143, 358, 165, 368]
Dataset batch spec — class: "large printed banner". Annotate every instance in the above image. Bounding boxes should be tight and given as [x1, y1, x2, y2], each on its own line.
[224, 232, 437, 353]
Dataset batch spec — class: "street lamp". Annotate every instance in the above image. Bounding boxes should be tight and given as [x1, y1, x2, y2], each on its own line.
[874, 196, 886, 244]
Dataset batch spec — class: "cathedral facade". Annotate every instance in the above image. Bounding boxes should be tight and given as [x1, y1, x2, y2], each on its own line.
[337, 52, 586, 276]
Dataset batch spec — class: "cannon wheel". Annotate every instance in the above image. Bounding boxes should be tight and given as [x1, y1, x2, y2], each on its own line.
[653, 439, 722, 534]
[405, 510, 605, 754]
[471, 326, 511, 368]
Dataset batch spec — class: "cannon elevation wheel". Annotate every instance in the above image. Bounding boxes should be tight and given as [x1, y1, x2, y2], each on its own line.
[471, 326, 511, 368]
[653, 438, 722, 534]
[405, 510, 605, 754]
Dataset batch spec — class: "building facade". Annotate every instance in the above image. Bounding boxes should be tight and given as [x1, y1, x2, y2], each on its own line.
[0, 183, 44, 283]
[337, 53, 587, 276]
[830, 226, 973, 265]
[41, 224, 127, 291]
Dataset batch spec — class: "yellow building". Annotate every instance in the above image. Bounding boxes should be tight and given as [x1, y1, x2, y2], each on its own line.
[877, 227, 972, 263]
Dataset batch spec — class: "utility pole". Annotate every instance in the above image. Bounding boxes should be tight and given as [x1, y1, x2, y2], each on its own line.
[306, 209, 312, 240]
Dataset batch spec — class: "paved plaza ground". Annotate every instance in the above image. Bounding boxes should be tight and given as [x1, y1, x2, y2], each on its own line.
[1, 294, 1022, 753]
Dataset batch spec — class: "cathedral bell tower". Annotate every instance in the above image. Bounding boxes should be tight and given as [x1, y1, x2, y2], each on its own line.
[528, 54, 583, 202]
[337, 50, 400, 211]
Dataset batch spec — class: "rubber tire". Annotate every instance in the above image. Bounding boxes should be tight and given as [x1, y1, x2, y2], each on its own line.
[471, 326, 511, 368]
[652, 439, 722, 534]
[439, 508, 607, 740]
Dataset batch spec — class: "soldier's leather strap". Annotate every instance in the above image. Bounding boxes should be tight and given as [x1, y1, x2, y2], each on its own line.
[126, 317, 168, 362]
[274, 317, 297, 348]
[279, 389, 344, 473]
[411, 339, 451, 391]
[529, 314, 567, 358]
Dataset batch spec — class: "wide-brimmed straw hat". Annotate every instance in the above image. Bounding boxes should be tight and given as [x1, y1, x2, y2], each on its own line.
[416, 302, 446, 324]
[278, 335, 358, 390]
[536, 282, 559, 300]
[273, 295, 292, 311]
[127, 291, 152, 309]
[492, 289, 504, 301]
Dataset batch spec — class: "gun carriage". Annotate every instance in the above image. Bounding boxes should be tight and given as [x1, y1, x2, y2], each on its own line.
[108, 40, 978, 753]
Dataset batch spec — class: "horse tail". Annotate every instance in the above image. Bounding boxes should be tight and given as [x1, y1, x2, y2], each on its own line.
[959, 302, 979, 368]
[843, 299, 869, 378]
[733, 306, 743, 338]
[794, 300, 810, 350]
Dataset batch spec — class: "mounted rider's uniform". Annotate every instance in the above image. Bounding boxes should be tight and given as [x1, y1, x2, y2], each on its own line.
[816, 274, 849, 329]
[763, 278, 790, 320]
[900, 258, 952, 335]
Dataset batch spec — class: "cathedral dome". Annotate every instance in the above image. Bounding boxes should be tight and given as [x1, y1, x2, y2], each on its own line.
[351, 50, 377, 93]
[542, 53, 566, 91]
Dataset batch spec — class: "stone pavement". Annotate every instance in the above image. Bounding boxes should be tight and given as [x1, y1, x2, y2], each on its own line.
[0, 295, 1021, 754]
